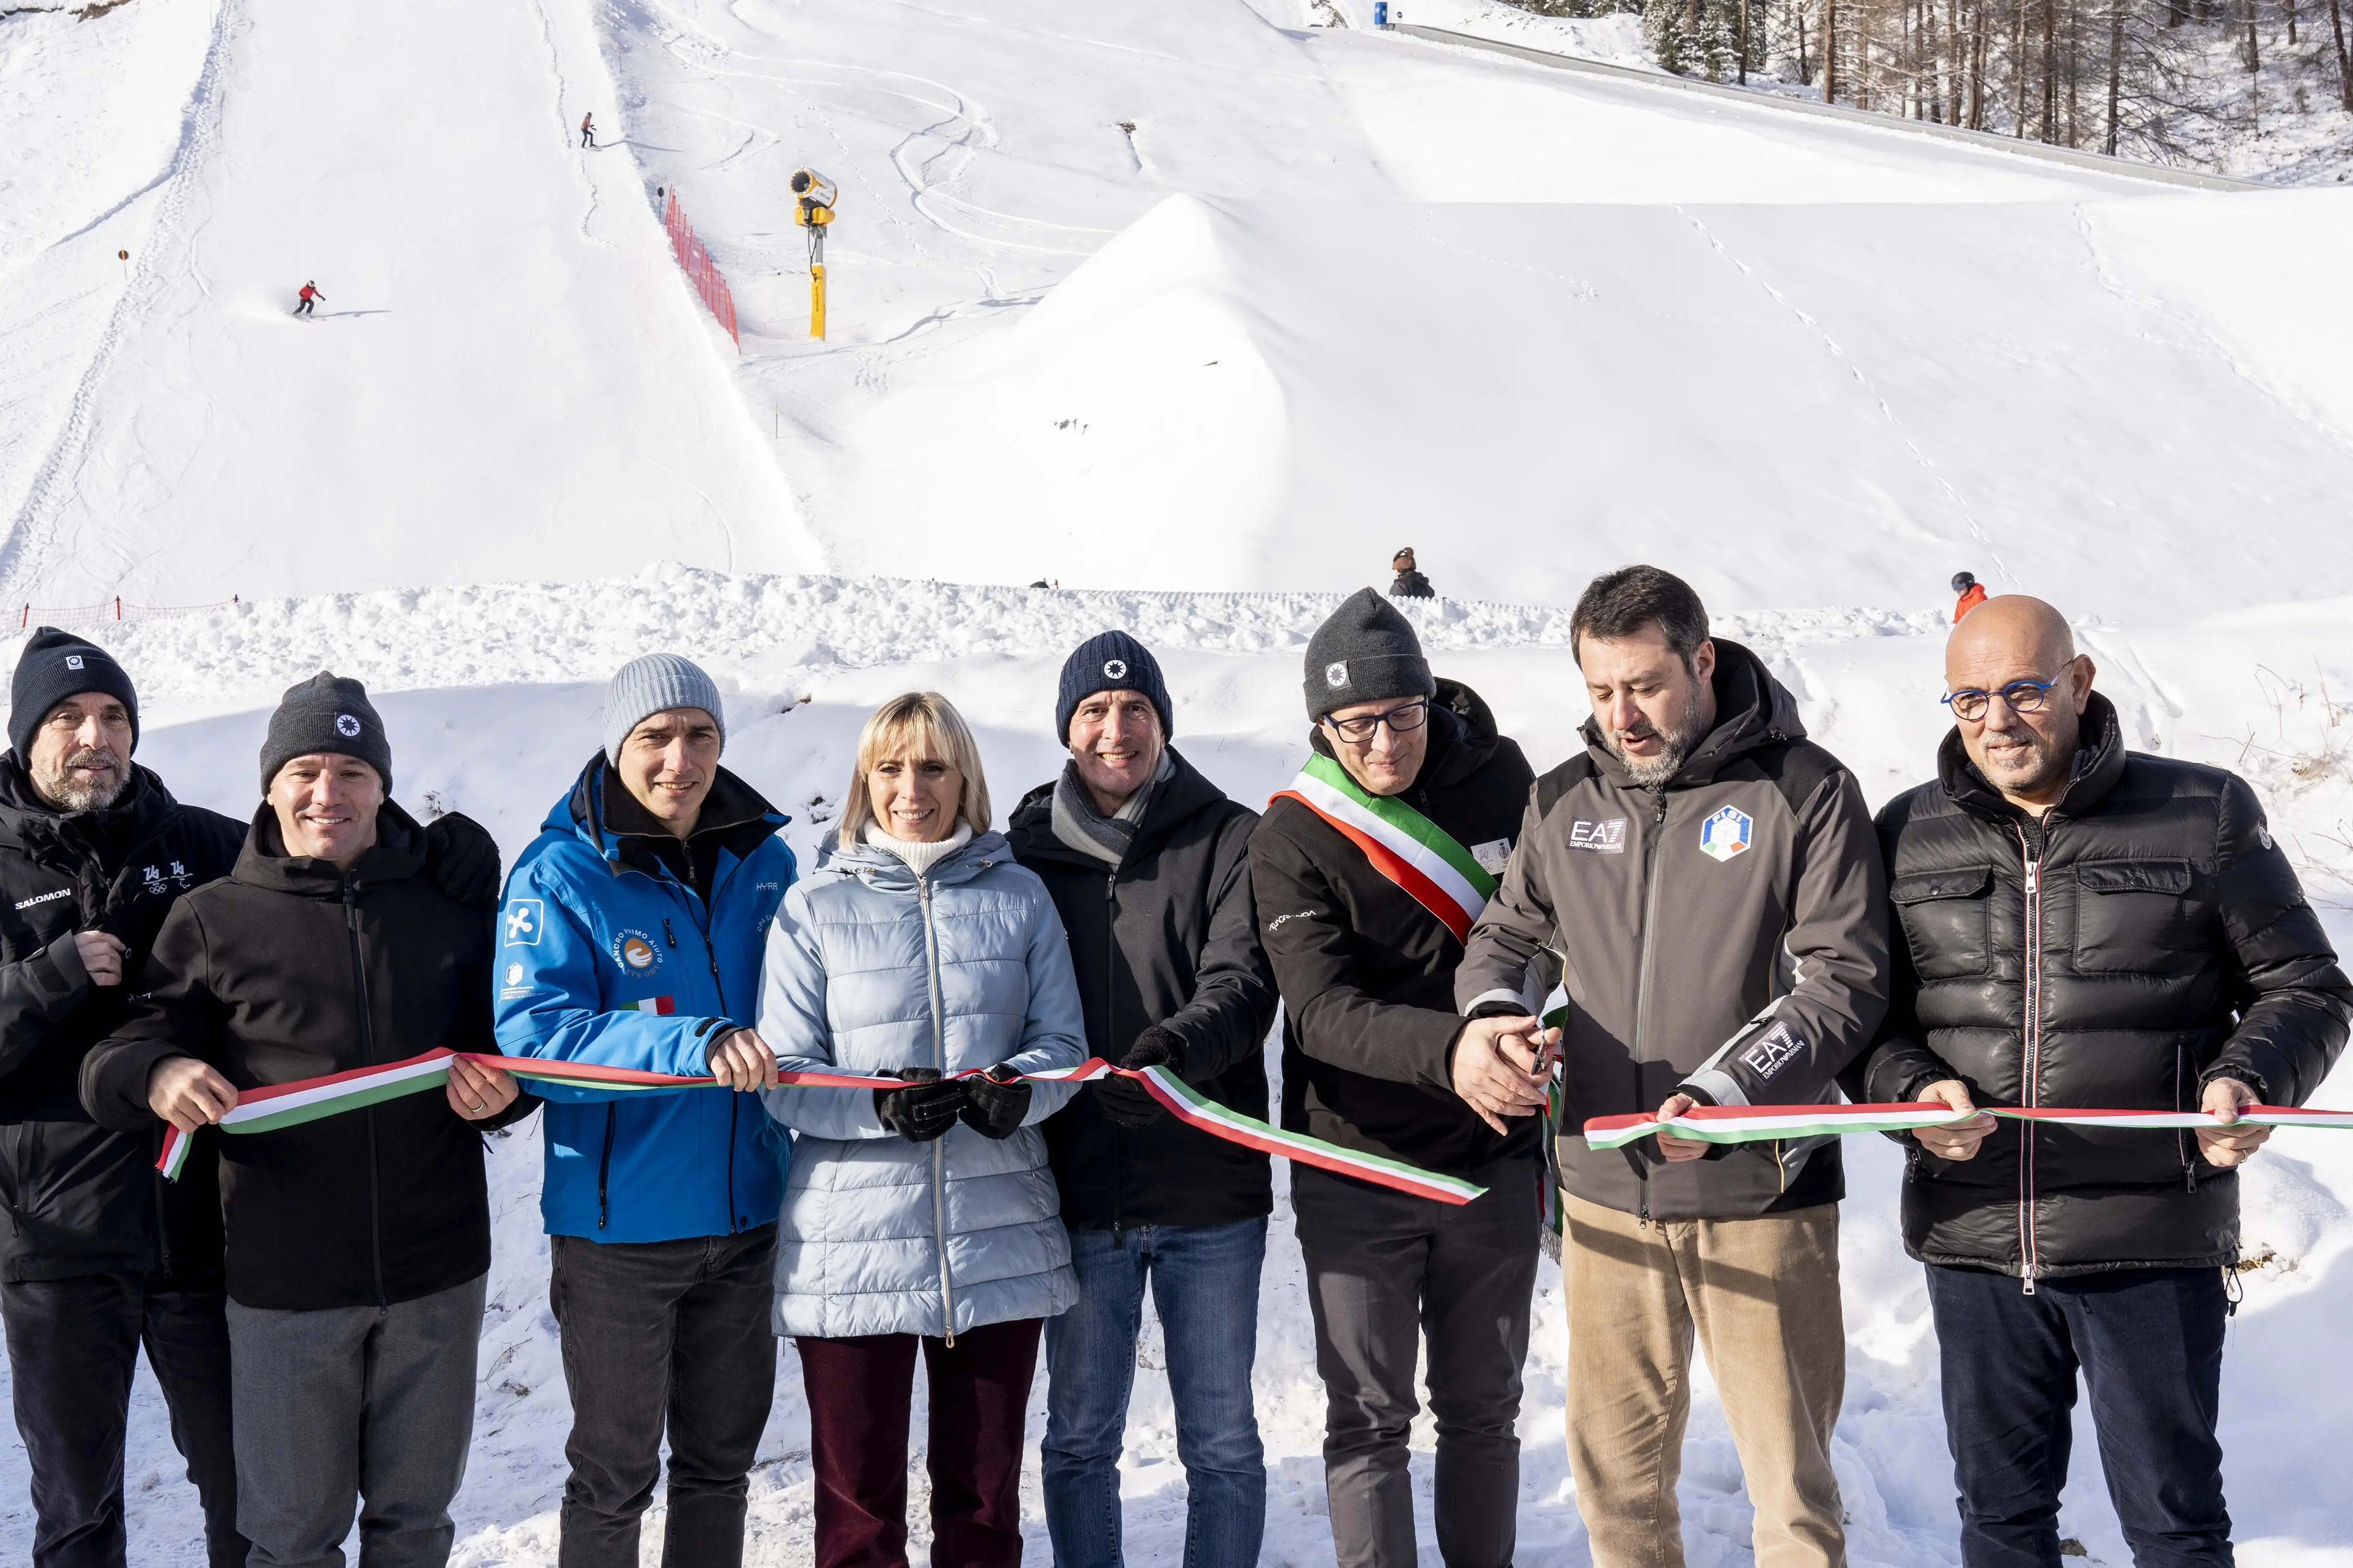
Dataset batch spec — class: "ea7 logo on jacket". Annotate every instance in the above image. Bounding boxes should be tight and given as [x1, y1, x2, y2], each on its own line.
[1569, 818, 1627, 855]
[1698, 806, 1752, 863]
[504, 899, 545, 946]
[1738, 1020, 1806, 1081]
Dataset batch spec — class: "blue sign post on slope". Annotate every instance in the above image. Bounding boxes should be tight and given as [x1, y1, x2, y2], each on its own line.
[1374, 2, 1388, 24]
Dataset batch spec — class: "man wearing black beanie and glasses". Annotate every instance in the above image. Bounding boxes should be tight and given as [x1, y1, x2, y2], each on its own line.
[0, 627, 247, 1568]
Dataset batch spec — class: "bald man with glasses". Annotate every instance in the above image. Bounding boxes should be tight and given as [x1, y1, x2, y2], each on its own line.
[1854, 595, 2350, 1567]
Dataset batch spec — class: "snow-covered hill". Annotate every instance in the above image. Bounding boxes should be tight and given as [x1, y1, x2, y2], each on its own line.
[4, 0, 2353, 1563]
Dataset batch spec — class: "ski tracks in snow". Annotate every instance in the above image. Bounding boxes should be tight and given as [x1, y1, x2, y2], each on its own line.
[0, 0, 241, 602]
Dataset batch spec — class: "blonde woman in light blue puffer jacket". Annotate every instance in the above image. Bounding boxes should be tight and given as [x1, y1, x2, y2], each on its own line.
[756, 690, 1086, 1568]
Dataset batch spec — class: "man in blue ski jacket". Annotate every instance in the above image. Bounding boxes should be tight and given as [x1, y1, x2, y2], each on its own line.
[495, 653, 795, 1568]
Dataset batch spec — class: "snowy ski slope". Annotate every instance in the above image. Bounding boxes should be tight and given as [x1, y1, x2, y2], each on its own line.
[3, 0, 2353, 1562]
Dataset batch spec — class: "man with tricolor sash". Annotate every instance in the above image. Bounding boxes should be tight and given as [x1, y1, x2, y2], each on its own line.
[83, 673, 532, 1568]
[492, 653, 795, 1568]
[1457, 566, 1890, 1568]
[1857, 595, 2351, 1568]
[1249, 588, 1547, 1568]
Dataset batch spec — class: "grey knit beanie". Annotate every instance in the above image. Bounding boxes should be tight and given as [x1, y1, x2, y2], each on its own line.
[1302, 588, 1435, 720]
[261, 672, 392, 794]
[603, 654, 725, 763]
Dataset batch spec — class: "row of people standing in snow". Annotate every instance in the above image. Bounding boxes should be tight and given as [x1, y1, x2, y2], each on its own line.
[2, 556, 2347, 1568]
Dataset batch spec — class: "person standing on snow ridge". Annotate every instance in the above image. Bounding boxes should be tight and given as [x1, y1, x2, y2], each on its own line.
[1388, 548, 1434, 600]
[756, 692, 1087, 1568]
[1457, 565, 1891, 1568]
[0, 628, 247, 1568]
[1855, 595, 2351, 1568]
[493, 655, 794, 1568]
[1250, 589, 1549, 1568]
[1008, 633, 1280, 1568]
[81, 673, 531, 1568]
[292, 282, 322, 318]
[581, 112, 596, 148]
[1952, 571, 1988, 622]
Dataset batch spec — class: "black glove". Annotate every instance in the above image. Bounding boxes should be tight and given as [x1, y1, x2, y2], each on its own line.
[1094, 1027, 1183, 1129]
[874, 1068, 966, 1143]
[959, 1062, 1032, 1140]
[423, 812, 502, 909]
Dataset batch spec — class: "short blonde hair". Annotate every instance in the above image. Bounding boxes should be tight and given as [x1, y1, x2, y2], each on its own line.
[838, 691, 993, 849]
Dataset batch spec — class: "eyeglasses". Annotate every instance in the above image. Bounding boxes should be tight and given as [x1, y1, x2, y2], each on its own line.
[1322, 699, 1430, 744]
[1941, 678, 2058, 723]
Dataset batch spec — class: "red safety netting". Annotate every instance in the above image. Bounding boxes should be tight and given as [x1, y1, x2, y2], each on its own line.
[664, 190, 738, 347]
[18, 596, 240, 630]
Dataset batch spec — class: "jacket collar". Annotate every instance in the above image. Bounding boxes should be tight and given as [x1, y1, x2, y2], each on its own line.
[231, 798, 428, 897]
[1578, 638, 1802, 792]
[0, 753, 178, 863]
[1007, 744, 1229, 870]
[818, 826, 1013, 891]
[553, 753, 786, 872]
[1937, 689, 2126, 824]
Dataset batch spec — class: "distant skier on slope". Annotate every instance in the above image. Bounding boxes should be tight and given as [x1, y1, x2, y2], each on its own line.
[580, 111, 596, 148]
[1388, 546, 1434, 599]
[1951, 570, 1988, 622]
[292, 281, 323, 318]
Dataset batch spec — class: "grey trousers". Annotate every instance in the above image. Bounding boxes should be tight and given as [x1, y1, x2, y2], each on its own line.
[226, 1273, 487, 1568]
[1294, 1159, 1542, 1568]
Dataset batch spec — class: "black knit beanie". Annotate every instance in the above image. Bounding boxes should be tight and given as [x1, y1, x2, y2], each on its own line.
[1055, 630, 1172, 745]
[260, 672, 392, 795]
[10, 627, 139, 762]
[1302, 588, 1434, 720]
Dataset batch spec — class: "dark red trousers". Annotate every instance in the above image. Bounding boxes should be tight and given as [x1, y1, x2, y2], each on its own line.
[796, 1317, 1044, 1568]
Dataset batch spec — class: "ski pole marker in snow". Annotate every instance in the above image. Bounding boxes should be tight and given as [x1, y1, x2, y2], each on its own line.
[1583, 1101, 2353, 1150]
[156, 1047, 1490, 1205]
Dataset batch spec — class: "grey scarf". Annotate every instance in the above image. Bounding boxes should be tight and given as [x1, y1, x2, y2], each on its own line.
[1051, 751, 1175, 868]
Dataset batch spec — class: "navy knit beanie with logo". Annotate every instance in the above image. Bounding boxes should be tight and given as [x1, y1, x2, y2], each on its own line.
[260, 672, 392, 795]
[10, 627, 140, 762]
[1302, 588, 1434, 720]
[1055, 631, 1172, 745]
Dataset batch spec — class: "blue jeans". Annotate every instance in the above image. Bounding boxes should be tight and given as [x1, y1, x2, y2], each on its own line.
[1926, 1263, 2232, 1567]
[1042, 1217, 1268, 1568]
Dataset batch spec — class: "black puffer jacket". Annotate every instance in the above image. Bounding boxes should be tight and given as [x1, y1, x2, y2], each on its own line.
[1250, 679, 1539, 1180]
[81, 805, 533, 1310]
[0, 759, 240, 1287]
[1009, 748, 1278, 1230]
[1857, 694, 2352, 1280]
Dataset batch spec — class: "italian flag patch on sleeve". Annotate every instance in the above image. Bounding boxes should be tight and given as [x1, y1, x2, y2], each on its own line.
[623, 996, 676, 1016]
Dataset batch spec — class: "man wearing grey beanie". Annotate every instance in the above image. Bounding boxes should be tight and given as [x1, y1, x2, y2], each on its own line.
[1249, 588, 1548, 1568]
[492, 653, 798, 1568]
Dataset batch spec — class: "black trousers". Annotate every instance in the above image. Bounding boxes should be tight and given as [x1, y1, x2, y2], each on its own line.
[550, 1226, 779, 1568]
[1, 1273, 244, 1568]
[1927, 1263, 2233, 1568]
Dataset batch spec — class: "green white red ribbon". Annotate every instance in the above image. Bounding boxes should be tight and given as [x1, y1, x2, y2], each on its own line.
[156, 1049, 1489, 1204]
[1272, 753, 1497, 943]
[1582, 1101, 2353, 1150]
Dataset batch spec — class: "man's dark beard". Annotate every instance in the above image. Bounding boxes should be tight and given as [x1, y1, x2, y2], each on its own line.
[1607, 705, 1709, 788]
[31, 748, 128, 812]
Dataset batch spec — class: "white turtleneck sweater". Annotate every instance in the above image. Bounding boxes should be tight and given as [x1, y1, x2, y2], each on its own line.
[862, 818, 973, 877]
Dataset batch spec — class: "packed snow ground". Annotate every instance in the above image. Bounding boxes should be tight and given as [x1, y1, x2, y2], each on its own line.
[6, 0, 2353, 1562]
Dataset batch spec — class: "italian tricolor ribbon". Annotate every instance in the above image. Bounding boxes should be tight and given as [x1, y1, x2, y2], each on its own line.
[156, 1049, 1488, 1205]
[1272, 753, 1497, 943]
[1582, 1101, 2353, 1150]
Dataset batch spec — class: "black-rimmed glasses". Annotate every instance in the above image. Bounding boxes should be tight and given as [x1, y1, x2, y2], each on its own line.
[1941, 678, 2058, 723]
[1322, 699, 1431, 744]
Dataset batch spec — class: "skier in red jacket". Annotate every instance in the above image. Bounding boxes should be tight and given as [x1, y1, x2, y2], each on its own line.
[580, 112, 596, 148]
[1951, 571, 1988, 622]
[292, 281, 324, 318]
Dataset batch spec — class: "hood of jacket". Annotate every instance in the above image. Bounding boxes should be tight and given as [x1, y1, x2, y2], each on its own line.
[1578, 638, 1805, 793]
[231, 798, 429, 898]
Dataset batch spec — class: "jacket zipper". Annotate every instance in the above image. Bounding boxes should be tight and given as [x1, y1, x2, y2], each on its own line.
[917, 873, 956, 1345]
[682, 890, 741, 1235]
[1105, 870, 1122, 1239]
[597, 1106, 616, 1230]
[1631, 787, 1672, 1223]
[2015, 824, 2051, 1296]
[344, 878, 388, 1309]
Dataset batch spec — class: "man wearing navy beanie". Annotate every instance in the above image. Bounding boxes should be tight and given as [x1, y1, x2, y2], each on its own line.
[1011, 632, 1279, 1568]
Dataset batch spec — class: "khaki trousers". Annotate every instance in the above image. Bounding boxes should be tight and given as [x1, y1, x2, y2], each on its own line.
[1563, 1193, 1846, 1568]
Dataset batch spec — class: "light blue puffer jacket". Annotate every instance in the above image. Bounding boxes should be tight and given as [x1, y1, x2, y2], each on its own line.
[756, 829, 1088, 1339]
